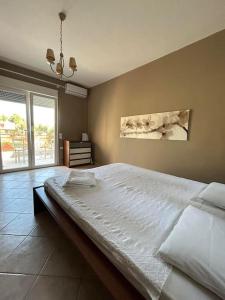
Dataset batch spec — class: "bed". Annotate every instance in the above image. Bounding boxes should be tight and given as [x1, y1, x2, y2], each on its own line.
[34, 163, 221, 300]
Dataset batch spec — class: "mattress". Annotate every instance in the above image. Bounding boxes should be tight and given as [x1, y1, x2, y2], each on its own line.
[44, 163, 211, 300]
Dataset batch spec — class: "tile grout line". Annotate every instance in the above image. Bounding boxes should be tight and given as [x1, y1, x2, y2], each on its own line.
[0, 168, 88, 300]
[0, 270, 82, 279]
[0, 233, 27, 257]
[0, 213, 19, 231]
[23, 234, 84, 299]
[23, 232, 57, 300]
[0, 215, 42, 268]
[0, 185, 46, 293]
[0, 219, 37, 236]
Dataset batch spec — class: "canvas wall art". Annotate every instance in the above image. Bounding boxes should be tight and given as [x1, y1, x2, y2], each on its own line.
[120, 110, 190, 140]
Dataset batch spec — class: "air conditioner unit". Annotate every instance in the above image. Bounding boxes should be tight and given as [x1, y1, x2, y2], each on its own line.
[65, 83, 88, 98]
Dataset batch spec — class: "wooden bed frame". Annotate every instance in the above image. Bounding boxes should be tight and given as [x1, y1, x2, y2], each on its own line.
[33, 186, 145, 300]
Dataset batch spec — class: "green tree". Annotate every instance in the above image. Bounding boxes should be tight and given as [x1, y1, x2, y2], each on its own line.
[8, 114, 26, 132]
[0, 114, 8, 122]
[45, 127, 54, 149]
[34, 124, 48, 135]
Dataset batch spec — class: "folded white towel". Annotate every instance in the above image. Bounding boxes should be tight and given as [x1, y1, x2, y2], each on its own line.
[62, 170, 96, 188]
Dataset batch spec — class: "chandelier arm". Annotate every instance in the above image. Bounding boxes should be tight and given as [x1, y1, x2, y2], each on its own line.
[62, 70, 75, 79]
[50, 63, 56, 74]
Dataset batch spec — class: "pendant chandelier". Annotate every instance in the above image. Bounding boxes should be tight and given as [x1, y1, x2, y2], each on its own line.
[46, 12, 77, 79]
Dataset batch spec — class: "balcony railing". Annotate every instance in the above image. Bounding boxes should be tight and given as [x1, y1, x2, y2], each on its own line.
[0, 130, 55, 169]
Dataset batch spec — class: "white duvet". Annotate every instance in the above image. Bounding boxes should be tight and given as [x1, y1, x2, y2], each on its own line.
[44, 163, 205, 300]
[159, 205, 225, 300]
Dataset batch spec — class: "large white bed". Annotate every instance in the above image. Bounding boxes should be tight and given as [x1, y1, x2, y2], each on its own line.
[44, 163, 221, 300]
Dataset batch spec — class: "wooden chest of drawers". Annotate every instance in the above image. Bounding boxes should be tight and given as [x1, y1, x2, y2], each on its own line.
[64, 140, 93, 167]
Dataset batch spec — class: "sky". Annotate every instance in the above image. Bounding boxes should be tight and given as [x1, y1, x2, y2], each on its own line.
[0, 100, 54, 127]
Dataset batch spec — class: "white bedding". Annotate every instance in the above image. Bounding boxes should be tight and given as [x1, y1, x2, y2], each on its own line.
[158, 205, 225, 299]
[44, 163, 206, 300]
[199, 182, 225, 209]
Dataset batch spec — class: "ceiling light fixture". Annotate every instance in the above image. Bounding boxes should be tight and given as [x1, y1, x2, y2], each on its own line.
[46, 12, 77, 79]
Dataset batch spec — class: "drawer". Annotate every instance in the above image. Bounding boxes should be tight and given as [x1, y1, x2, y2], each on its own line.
[70, 148, 91, 154]
[70, 153, 91, 160]
[70, 142, 91, 148]
[70, 158, 91, 166]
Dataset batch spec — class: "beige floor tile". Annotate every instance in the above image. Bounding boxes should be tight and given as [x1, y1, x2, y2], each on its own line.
[0, 212, 18, 229]
[0, 188, 33, 199]
[41, 246, 85, 278]
[0, 236, 54, 274]
[0, 273, 36, 300]
[0, 199, 16, 211]
[26, 275, 80, 300]
[0, 213, 37, 235]
[0, 181, 31, 189]
[0, 198, 33, 213]
[0, 235, 26, 260]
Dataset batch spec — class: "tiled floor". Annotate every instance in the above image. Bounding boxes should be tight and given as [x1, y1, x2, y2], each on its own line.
[0, 167, 113, 300]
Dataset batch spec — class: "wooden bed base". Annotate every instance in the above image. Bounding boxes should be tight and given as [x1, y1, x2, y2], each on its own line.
[33, 186, 145, 300]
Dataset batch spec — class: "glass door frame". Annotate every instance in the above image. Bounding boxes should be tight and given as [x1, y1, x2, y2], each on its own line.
[30, 92, 58, 169]
[0, 87, 58, 173]
[0, 125, 3, 172]
[0, 86, 31, 173]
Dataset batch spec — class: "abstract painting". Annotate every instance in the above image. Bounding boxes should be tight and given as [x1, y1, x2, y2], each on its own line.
[120, 110, 190, 140]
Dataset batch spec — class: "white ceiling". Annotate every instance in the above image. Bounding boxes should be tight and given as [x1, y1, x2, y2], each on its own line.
[0, 0, 225, 87]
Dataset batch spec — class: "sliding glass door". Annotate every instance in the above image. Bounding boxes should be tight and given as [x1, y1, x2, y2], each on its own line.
[0, 89, 29, 170]
[0, 88, 57, 172]
[31, 94, 57, 167]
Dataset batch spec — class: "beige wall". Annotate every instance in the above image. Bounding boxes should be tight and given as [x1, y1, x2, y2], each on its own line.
[58, 88, 87, 140]
[88, 30, 225, 183]
[57, 88, 87, 163]
[0, 61, 88, 164]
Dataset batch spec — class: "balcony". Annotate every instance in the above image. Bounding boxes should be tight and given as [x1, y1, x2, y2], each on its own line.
[0, 130, 55, 170]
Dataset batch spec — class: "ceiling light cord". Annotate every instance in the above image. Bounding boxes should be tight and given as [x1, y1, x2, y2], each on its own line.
[60, 18, 63, 56]
[59, 17, 64, 78]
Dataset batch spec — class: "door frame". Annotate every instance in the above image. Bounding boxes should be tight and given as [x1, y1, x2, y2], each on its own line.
[30, 92, 58, 169]
[0, 86, 30, 173]
[0, 128, 3, 172]
[0, 87, 58, 173]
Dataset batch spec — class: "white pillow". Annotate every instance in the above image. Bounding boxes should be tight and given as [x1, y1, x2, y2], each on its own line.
[158, 205, 225, 299]
[199, 182, 225, 209]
